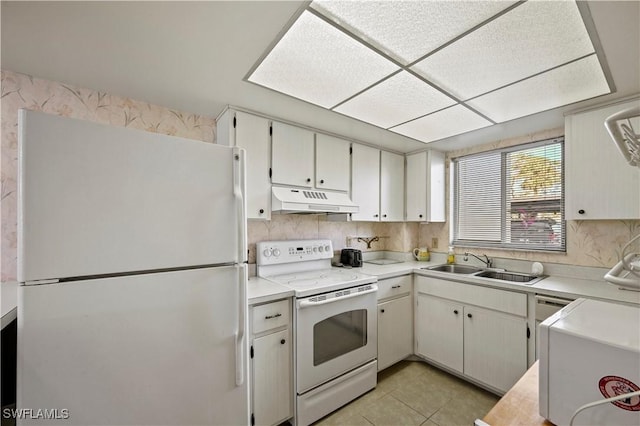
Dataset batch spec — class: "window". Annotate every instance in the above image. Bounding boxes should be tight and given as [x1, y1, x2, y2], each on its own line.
[453, 137, 565, 251]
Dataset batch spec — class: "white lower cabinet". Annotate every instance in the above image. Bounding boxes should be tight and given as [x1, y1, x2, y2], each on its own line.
[415, 294, 463, 373]
[250, 299, 292, 426]
[415, 276, 528, 393]
[463, 305, 528, 393]
[377, 275, 413, 371]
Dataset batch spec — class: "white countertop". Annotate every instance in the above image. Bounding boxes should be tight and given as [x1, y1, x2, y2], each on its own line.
[248, 260, 640, 306]
[247, 276, 295, 306]
[2, 281, 18, 328]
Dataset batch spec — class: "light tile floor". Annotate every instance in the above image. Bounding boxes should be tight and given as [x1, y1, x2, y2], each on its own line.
[313, 361, 499, 426]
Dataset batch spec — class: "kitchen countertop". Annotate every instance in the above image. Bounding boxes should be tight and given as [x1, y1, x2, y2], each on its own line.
[482, 361, 552, 426]
[2, 281, 18, 329]
[247, 276, 294, 306]
[248, 260, 640, 306]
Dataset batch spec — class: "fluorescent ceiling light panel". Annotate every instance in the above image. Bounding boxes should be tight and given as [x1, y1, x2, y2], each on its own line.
[467, 55, 610, 123]
[411, 1, 596, 100]
[390, 105, 491, 143]
[334, 71, 456, 129]
[248, 11, 398, 108]
[311, 0, 516, 65]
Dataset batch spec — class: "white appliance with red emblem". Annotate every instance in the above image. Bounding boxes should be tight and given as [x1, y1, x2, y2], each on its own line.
[17, 110, 248, 425]
[257, 239, 377, 426]
[539, 298, 640, 425]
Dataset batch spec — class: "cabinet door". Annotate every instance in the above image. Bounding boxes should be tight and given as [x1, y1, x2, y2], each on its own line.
[565, 99, 640, 219]
[235, 112, 271, 219]
[253, 329, 292, 426]
[406, 151, 445, 222]
[271, 122, 314, 188]
[351, 144, 380, 221]
[463, 305, 527, 393]
[316, 134, 350, 192]
[406, 152, 427, 221]
[415, 293, 463, 373]
[378, 295, 413, 371]
[380, 151, 405, 222]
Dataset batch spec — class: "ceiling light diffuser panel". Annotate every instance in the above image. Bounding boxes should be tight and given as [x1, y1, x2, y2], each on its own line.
[467, 55, 610, 123]
[310, 0, 516, 65]
[247, 1, 612, 145]
[334, 71, 456, 129]
[390, 105, 492, 143]
[411, 0, 596, 100]
[248, 11, 398, 108]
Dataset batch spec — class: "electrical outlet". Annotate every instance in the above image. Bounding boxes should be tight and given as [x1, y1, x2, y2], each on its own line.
[431, 238, 438, 249]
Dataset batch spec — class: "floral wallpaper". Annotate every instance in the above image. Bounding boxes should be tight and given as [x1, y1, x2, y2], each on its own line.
[1, 70, 215, 282]
[418, 129, 640, 269]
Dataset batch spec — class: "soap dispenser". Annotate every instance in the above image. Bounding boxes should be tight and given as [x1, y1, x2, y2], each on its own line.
[447, 246, 455, 264]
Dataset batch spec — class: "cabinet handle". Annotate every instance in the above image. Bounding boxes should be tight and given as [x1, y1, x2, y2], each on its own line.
[265, 313, 282, 320]
[320, 179, 325, 184]
[280, 339, 286, 345]
[391, 285, 401, 289]
[578, 209, 585, 215]
[381, 309, 385, 313]
[453, 310, 458, 315]
[306, 178, 311, 183]
[383, 214, 387, 218]
[373, 214, 379, 218]
[467, 313, 473, 318]
[259, 208, 264, 214]
[419, 214, 423, 218]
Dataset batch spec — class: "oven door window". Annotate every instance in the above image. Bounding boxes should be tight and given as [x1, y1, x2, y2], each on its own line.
[313, 309, 367, 366]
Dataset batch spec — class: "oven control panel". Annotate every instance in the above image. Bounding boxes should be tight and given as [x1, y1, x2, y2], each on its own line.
[257, 239, 333, 265]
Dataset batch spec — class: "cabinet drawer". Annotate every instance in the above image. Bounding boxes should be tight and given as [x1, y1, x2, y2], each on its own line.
[377, 275, 412, 301]
[416, 276, 527, 317]
[252, 299, 290, 334]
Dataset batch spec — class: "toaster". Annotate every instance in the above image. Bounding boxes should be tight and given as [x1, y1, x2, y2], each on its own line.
[340, 248, 363, 267]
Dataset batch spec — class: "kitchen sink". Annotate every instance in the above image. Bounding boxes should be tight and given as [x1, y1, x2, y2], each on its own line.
[474, 270, 544, 284]
[425, 264, 483, 274]
[423, 263, 546, 285]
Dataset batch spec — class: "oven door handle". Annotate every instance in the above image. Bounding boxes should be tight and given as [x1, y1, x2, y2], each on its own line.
[299, 285, 378, 308]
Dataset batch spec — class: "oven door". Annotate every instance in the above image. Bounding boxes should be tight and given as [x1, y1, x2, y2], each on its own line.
[295, 284, 378, 394]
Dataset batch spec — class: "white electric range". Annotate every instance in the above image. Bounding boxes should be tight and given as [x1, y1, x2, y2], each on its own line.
[256, 239, 378, 426]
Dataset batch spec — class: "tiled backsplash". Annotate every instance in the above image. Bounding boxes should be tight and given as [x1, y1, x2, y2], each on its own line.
[1, 69, 637, 282]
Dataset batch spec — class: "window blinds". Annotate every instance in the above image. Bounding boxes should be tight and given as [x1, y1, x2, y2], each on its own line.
[453, 137, 565, 251]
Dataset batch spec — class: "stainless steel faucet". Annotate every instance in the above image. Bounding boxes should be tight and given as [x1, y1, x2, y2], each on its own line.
[464, 251, 493, 268]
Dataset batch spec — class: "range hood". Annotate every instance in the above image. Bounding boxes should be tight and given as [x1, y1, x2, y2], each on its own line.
[271, 186, 359, 214]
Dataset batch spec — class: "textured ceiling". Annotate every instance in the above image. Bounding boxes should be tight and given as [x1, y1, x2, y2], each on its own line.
[2, 1, 638, 153]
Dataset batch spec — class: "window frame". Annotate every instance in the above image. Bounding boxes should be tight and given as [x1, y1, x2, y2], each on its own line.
[452, 137, 566, 252]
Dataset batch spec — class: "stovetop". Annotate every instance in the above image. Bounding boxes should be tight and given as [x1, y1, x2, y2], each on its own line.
[265, 267, 376, 298]
[255, 239, 377, 298]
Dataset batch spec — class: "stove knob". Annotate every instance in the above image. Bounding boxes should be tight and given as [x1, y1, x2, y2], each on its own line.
[324, 245, 331, 252]
[318, 246, 323, 252]
[272, 248, 281, 257]
[262, 248, 271, 258]
[313, 247, 318, 253]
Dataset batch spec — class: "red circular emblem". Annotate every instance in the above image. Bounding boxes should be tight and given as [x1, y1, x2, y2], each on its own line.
[599, 376, 640, 411]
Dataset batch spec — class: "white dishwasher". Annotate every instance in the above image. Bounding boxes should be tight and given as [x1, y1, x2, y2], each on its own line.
[535, 294, 574, 359]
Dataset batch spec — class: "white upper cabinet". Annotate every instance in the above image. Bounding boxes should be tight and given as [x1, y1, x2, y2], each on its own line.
[217, 110, 271, 220]
[271, 121, 315, 188]
[565, 98, 640, 220]
[380, 151, 405, 222]
[406, 150, 445, 222]
[315, 134, 350, 192]
[351, 144, 381, 221]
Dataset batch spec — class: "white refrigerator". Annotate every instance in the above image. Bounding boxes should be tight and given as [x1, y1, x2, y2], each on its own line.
[16, 110, 248, 425]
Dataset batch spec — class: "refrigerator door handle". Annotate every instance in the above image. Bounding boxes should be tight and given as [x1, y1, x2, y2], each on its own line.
[233, 147, 247, 263]
[235, 264, 247, 386]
